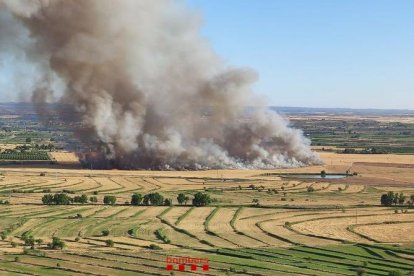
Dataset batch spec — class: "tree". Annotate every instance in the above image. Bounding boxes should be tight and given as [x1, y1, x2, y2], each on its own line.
[131, 193, 143, 206]
[79, 194, 88, 204]
[48, 237, 65, 250]
[307, 186, 315, 193]
[393, 193, 399, 205]
[42, 194, 54, 205]
[143, 193, 164, 206]
[105, 239, 114, 247]
[73, 194, 88, 204]
[25, 137, 31, 143]
[42, 193, 72, 205]
[101, 229, 110, 236]
[381, 192, 395, 206]
[321, 170, 327, 178]
[103, 195, 117, 205]
[89, 196, 98, 203]
[192, 192, 211, 207]
[381, 194, 393, 206]
[21, 232, 35, 247]
[177, 193, 189, 205]
[164, 198, 172, 206]
[398, 193, 406, 205]
[53, 193, 72, 205]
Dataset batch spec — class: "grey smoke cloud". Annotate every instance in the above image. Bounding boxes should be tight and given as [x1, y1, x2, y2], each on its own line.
[0, 0, 320, 169]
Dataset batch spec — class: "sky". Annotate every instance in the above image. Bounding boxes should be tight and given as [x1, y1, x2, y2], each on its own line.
[1, 1, 413, 110]
[187, 0, 414, 109]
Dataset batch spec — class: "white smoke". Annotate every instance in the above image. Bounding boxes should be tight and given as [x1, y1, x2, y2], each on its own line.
[0, 0, 320, 169]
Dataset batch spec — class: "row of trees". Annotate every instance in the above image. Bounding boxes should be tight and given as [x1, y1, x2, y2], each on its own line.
[42, 193, 97, 205]
[380, 192, 414, 206]
[130, 192, 211, 207]
[131, 193, 168, 206]
[42, 192, 212, 207]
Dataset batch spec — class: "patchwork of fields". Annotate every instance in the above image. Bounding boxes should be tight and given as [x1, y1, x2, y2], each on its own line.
[0, 153, 412, 275]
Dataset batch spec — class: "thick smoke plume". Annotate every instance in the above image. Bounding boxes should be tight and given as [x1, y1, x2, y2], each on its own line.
[0, 0, 320, 169]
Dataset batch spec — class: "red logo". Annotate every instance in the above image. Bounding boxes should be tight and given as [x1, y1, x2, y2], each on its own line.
[166, 256, 209, 271]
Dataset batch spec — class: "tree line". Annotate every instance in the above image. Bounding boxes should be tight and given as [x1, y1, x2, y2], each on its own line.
[42, 193, 98, 205]
[131, 192, 211, 206]
[380, 191, 414, 206]
[42, 192, 212, 206]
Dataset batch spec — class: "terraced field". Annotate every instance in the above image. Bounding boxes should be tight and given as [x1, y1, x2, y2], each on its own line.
[0, 153, 412, 275]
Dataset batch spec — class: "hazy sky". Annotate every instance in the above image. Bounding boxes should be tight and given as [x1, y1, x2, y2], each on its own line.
[187, 0, 414, 109]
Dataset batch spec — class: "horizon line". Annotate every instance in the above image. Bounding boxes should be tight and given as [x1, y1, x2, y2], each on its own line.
[0, 102, 413, 112]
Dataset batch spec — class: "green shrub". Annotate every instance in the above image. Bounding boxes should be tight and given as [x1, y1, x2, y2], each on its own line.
[164, 198, 172, 206]
[148, 244, 162, 250]
[105, 239, 114, 247]
[131, 193, 142, 206]
[177, 193, 189, 205]
[192, 192, 211, 206]
[48, 237, 65, 250]
[89, 196, 98, 203]
[143, 193, 164, 206]
[103, 195, 116, 205]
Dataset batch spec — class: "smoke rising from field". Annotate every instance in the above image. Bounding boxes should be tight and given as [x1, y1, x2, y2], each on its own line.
[0, 0, 320, 169]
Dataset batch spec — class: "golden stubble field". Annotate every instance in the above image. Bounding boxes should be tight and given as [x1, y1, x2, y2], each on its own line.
[0, 153, 414, 250]
[0, 152, 412, 275]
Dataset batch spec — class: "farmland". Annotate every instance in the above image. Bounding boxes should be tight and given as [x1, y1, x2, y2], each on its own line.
[280, 107, 414, 154]
[0, 106, 413, 275]
[0, 151, 412, 275]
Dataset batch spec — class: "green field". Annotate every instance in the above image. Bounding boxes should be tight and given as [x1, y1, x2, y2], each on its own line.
[291, 116, 414, 154]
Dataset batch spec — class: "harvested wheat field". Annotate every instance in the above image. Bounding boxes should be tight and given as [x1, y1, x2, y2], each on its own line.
[0, 152, 412, 275]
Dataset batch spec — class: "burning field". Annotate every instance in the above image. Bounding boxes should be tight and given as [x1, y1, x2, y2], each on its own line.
[0, 0, 320, 169]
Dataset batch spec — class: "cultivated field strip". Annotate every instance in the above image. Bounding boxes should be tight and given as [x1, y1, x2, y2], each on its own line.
[0, 163, 413, 275]
[292, 212, 414, 243]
